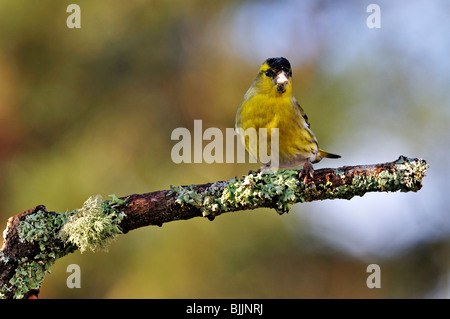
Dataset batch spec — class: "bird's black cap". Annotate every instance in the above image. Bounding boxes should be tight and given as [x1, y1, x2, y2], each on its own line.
[265, 57, 292, 74]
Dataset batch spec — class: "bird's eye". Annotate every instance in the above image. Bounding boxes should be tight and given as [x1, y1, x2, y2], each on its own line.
[265, 70, 274, 77]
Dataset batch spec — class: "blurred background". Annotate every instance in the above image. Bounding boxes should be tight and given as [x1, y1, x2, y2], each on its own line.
[0, 0, 449, 298]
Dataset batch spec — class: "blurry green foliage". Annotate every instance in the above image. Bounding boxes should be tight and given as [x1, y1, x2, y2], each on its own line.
[0, 0, 448, 298]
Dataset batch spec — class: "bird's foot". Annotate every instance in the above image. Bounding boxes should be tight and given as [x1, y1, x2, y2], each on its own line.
[298, 161, 314, 184]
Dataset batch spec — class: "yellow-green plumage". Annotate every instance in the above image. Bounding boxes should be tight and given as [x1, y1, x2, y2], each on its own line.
[235, 57, 340, 173]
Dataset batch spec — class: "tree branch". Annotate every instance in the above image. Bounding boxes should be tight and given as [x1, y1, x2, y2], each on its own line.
[0, 156, 428, 298]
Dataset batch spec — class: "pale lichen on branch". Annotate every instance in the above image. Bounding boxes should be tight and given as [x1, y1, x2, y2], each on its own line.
[0, 195, 127, 298]
[170, 156, 429, 218]
[58, 195, 126, 253]
[0, 156, 428, 299]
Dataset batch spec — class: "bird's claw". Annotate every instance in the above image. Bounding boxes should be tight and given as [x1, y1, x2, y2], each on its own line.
[299, 161, 314, 184]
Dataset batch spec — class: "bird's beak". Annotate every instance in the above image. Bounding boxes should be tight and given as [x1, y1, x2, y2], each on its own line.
[275, 71, 289, 85]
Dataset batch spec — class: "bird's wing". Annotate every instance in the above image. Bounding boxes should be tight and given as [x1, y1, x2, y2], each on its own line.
[294, 99, 310, 128]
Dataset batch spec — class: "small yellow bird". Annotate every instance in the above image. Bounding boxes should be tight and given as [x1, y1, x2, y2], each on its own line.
[235, 57, 340, 181]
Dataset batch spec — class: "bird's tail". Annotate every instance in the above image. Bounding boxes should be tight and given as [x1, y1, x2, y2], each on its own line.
[318, 149, 341, 159]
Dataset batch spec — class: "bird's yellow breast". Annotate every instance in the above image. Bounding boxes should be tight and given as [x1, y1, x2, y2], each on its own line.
[237, 93, 318, 167]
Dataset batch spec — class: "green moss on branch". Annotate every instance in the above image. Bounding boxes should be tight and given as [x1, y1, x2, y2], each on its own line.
[0, 195, 126, 299]
[170, 156, 428, 219]
[0, 156, 428, 299]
